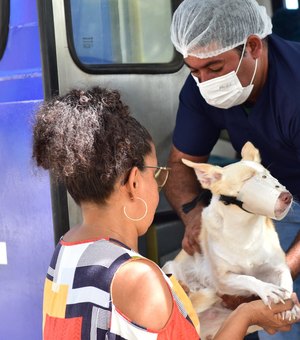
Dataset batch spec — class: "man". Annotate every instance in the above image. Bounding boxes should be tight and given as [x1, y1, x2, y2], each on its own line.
[164, 0, 300, 339]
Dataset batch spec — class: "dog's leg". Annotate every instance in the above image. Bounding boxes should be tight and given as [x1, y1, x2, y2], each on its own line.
[277, 268, 300, 320]
[216, 273, 290, 307]
[277, 267, 293, 294]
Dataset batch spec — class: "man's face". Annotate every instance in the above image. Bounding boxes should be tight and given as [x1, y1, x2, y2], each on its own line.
[184, 46, 256, 87]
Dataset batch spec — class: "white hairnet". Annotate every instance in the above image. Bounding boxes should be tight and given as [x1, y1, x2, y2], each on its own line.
[171, 0, 272, 58]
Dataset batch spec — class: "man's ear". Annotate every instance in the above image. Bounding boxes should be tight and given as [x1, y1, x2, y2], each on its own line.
[247, 35, 263, 59]
[182, 159, 222, 189]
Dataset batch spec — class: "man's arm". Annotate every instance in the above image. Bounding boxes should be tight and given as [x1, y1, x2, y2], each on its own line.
[286, 231, 300, 279]
[163, 144, 209, 255]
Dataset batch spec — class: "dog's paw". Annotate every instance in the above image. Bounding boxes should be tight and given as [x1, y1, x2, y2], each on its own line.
[290, 304, 300, 320]
[293, 304, 300, 319]
[278, 305, 300, 321]
[255, 282, 290, 306]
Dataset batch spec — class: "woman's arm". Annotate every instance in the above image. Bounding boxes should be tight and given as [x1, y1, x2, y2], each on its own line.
[214, 299, 297, 339]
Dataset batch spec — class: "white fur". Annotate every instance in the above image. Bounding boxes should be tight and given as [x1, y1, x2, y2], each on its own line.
[163, 142, 299, 339]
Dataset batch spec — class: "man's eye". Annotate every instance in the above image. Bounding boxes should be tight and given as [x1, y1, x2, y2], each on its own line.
[209, 67, 222, 73]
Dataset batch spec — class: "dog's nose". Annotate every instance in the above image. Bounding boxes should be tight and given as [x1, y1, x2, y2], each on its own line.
[279, 191, 292, 205]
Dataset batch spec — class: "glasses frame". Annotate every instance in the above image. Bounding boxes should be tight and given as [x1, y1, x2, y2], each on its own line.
[143, 165, 171, 191]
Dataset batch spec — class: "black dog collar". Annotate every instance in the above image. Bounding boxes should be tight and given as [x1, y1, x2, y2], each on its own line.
[182, 191, 254, 215]
[182, 190, 212, 214]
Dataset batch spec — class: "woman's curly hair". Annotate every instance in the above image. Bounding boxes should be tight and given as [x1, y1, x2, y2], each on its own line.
[32, 86, 152, 204]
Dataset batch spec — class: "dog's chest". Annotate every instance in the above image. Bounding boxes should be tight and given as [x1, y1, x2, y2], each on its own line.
[202, 219, 276, 270]
[202, 215, 265, 256]
[208, 239, 269, 268]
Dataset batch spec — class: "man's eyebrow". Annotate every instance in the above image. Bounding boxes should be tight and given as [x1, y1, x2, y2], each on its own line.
[184, 59, 224, 70]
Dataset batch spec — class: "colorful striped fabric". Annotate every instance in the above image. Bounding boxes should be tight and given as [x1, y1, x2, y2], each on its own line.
[43, 238, 200, 339]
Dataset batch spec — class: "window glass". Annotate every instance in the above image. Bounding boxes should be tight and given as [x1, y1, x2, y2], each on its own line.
[284, 0, 299, 9]
[66, 0, 178, 69]
[272, 1, 300, 42]
[0, 0, 10, 60]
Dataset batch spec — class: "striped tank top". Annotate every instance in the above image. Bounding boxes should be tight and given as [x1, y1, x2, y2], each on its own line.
[43, 238, 200, 339]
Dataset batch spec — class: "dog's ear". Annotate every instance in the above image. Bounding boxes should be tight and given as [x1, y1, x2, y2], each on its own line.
[241, 141, 261, 163]
[182, 159, 222, 189]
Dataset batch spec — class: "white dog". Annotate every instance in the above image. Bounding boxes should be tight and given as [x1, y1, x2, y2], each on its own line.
[163, 142, 299, 339]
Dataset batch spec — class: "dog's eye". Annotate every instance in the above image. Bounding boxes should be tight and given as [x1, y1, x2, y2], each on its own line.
[262, 175, 267, 179]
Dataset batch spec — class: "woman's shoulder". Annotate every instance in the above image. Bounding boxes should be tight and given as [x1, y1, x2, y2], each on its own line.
[111, 258, 173, 330]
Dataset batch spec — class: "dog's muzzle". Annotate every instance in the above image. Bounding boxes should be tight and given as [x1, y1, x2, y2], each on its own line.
[236, 174, 293, 220]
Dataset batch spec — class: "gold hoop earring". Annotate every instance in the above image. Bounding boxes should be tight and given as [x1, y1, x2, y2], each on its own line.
[123, 197, 148, 221]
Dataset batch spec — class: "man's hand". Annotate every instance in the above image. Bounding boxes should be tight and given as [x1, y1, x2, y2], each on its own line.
[182, 221, 201, 255]
[181, 204, 203, 255]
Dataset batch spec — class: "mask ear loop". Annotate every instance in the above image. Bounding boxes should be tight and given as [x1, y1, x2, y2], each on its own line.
[235, 41, 247, 73]
[236, 41, 258, 86]
[235, 42, 247, 74]
[249, 58, 258, 85]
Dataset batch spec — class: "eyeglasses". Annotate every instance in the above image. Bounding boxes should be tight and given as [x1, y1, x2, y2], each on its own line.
[143, 166, 171, 191]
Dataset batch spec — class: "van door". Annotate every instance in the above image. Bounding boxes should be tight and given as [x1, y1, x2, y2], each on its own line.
[0, 1, 54, 339]
[39, 0, 188, 264]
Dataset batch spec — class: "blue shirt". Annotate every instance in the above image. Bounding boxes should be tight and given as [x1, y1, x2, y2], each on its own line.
[173, 34, 300, 200]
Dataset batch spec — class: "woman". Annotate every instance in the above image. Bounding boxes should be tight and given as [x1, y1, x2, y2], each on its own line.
[33, 86, 297, 339]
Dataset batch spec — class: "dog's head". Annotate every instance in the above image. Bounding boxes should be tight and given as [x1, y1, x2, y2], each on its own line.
[182, 142, 292, 220]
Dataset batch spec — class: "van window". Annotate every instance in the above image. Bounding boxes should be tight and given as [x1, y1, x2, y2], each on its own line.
[272, 1, 300, 42]
[0, 0, 10, 60]
[65, 0, 181, 73]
